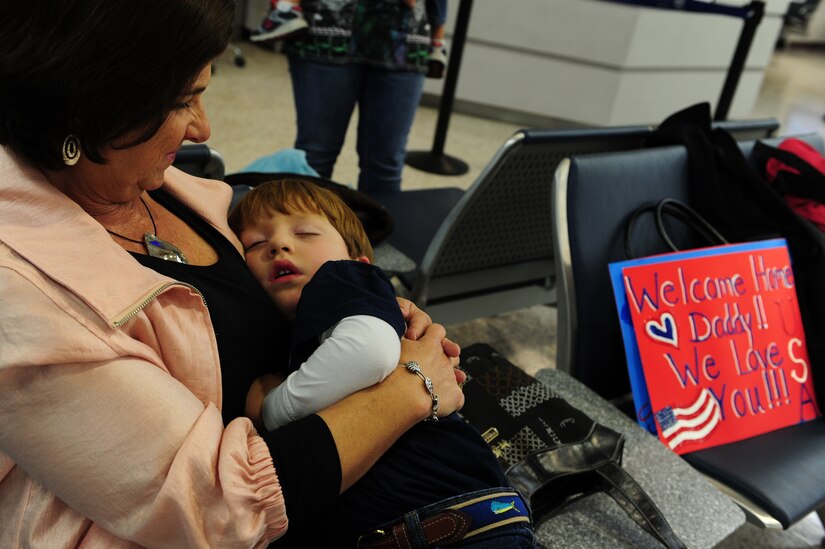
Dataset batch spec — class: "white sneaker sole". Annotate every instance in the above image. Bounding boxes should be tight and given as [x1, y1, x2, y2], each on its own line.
[250, 18, 308, 42]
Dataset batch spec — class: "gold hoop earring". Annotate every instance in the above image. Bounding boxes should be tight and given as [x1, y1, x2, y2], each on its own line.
[61, 135, 81, 166]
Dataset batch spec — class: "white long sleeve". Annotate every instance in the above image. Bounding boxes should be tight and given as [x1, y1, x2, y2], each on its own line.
[262, 315, 401, 431]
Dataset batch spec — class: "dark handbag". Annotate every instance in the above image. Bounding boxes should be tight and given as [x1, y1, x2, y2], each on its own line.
[457, 343, 686, 549]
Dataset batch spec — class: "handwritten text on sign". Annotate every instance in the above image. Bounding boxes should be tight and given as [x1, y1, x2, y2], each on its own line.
[614, 240, 819, 454]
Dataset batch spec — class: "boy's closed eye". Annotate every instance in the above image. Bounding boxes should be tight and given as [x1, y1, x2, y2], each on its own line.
[242, 240, 266, 253]
[240, 230, 322, 253]
[292, 221, 323, 235]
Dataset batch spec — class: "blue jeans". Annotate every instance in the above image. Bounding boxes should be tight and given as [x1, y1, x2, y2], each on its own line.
[427, 0, 448, 27]
[288, 56, 425, 193]
[359, 487, 537, 548]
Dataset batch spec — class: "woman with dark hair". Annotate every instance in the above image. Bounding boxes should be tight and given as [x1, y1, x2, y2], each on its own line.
[0, 0, 465, 546]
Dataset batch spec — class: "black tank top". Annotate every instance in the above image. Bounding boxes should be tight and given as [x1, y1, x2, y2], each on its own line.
[131, 189, 289, 425]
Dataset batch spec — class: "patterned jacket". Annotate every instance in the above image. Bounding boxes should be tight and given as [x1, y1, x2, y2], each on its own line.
[284, 0, 432, 72]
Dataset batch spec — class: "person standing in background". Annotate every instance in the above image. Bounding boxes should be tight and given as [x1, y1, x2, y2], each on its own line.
[280, 0, 433, 193]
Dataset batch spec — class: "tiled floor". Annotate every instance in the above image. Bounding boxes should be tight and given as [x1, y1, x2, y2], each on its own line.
[205, 40, 825, 548]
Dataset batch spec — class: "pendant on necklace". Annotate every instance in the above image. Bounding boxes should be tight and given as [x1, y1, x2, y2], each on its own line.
[144, 233, 189, 264]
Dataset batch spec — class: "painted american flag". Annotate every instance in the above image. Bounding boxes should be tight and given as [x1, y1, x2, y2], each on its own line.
[655, 388, 722, 451]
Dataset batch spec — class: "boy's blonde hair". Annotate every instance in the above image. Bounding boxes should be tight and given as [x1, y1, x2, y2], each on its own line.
[228, 178, 374, 262]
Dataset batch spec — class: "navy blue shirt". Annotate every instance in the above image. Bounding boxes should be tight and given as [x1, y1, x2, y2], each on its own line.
[276, 261, 510, 546]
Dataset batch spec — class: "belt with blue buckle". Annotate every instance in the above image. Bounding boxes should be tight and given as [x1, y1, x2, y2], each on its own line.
[357, 490, 530, 548]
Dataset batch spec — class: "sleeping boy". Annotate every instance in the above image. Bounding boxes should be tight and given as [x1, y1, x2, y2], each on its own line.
[228, 178, 534, 547]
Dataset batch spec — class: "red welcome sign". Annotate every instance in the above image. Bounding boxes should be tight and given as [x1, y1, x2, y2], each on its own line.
[609, 239, 820, 454]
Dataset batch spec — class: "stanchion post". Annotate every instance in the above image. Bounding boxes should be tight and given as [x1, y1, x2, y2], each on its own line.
[714, 0, 765, 121]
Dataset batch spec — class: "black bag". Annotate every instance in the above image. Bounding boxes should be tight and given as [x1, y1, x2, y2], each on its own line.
[224, 171, 395, 245]
[457, 343, 686, 549]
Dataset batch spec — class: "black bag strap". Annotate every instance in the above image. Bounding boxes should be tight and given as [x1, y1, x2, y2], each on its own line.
[597, 460, 687, 549]
[624, 198, 728, 259]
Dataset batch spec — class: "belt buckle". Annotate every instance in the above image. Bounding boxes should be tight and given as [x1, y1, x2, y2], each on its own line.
[356, 528, 387, 548]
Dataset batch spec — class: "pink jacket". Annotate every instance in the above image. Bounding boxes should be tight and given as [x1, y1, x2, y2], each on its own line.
[0, 147, 287, 547]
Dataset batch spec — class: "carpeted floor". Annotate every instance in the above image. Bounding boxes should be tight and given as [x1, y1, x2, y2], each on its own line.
[444, 304, 557, 377]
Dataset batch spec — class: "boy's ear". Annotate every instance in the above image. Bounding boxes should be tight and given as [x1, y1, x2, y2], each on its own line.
[354, 255, 371, 264]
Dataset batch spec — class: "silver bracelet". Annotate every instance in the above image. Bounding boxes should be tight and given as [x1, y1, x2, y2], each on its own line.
[403, 361, 439, 421]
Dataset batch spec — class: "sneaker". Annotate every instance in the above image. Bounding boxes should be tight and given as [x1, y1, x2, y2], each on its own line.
[427, 41, 448, 79]
[249, 3, 308, 42]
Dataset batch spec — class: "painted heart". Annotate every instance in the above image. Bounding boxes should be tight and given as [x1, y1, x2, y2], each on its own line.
[645, 312, 678, 348]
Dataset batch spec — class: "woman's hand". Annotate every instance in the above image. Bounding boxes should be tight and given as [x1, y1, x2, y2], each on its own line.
[397, 296, 429, 340]
[397, 297, 462, 365]
[400, 323, 465, 419]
